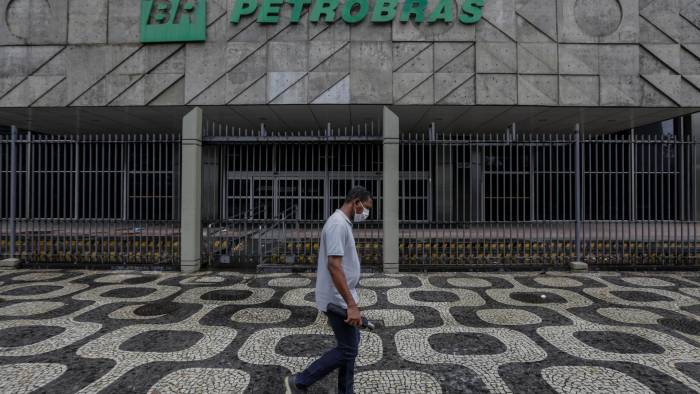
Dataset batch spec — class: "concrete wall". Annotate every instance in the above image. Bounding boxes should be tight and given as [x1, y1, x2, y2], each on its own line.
[1, 0, 700, 107]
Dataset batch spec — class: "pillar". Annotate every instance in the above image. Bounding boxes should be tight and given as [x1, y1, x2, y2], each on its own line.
[181, 107, 203, 273]
[383, 107, 400, 273]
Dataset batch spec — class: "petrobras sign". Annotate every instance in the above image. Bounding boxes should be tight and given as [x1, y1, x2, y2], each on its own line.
[141, 0, 207, 43]
[231, 0, 485, 25]
[141, 0, 484, 43]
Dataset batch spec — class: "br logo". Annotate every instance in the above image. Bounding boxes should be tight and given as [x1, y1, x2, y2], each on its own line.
[140, 0, 207, 43]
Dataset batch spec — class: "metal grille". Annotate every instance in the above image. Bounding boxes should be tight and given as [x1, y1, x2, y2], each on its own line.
[3, 119, 698, 270]
[0, 131, 181, 266]
[399, 129, 700, 268]
[581, 132, 698, 264]
[201, 122, 383, 268]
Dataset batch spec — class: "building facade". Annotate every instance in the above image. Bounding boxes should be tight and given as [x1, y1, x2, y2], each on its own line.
[1, 0, 700, 271]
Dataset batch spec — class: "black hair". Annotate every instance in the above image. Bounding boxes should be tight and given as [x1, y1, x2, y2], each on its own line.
[344, 186, 371, 204]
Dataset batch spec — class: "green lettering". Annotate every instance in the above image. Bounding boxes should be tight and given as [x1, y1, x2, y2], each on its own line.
[427, 0, 452, 23]
[152, 1, 172, 24]
[258, 0, 284, 23]
[310, 0, 339, 22]
[341, 0, 369, 23]
[371, 0, 398, 22]
[399, 0, 426, 23]
[231, 0, 258, 23]
[287, 0, 312, 22]
[459, 0, 483, 24]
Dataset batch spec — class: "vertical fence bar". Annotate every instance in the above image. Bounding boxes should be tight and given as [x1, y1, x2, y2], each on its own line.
[555, 133, 561, 261]
[574, 123, 582, 263]
[1, 134, 5, 258]
[644, 134, 649, 263]
[690, 132, 696, 263]
[677, 130, 683, 263]
[592, 134, 598, 260]
[569, 133, 575, 260]
[604, 135, 608, 261]
[8, 126, 18, 261]
[629, 129, 636, 263]
[512, 128, 517, 262]
[615, 135, 620, 262]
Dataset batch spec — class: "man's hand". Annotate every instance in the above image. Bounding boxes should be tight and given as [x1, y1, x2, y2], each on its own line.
[345, 304, 362, 327]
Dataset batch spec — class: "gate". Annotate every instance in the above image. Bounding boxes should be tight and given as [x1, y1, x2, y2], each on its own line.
[200, 122, 384, 269]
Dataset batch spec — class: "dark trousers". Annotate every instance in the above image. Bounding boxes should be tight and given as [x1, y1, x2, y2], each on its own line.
[295, 311, 361, 394]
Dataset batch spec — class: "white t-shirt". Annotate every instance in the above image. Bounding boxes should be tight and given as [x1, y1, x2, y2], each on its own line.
[314, 209, 360, 312]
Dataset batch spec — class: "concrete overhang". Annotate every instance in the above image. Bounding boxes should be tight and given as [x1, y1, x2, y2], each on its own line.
[0, 105, 697, 134]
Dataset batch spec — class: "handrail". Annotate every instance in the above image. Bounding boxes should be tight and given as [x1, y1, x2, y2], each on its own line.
[257, 205, 297, 237]
[204, 205, 297, 241]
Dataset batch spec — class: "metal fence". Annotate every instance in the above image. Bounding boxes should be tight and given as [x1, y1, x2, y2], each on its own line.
[199, 121, 700, 269]
[399, 129, 700, 268]
[0, 129, 181, 266]
[200, 122, 384, 269]
[2, 121, 698, 270]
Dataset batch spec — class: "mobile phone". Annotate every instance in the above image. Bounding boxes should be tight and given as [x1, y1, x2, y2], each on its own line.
[326, 303, 375, 330]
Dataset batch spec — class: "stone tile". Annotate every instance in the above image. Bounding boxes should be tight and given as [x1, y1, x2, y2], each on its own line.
[518, 74, 558, 105]
[476, 42, 517, 73]
[558, 44, 598, 75]
[559, 75, 599, 106]
[68, 0, 107, 44]
[350, 41, 392, 103]
[184, 42, 228, 103]
[476, 74, 517, 104]
[599, 44, 640, 75]
[601, 75, 641, 105]
[518, 43, 558, 74]
[108, 0, 140, 44]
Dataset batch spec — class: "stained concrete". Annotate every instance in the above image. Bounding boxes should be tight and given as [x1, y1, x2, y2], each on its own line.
[0, 0, 699, 108]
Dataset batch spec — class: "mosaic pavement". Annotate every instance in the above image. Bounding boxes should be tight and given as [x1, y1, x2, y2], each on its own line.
[0, 270, 699, 393]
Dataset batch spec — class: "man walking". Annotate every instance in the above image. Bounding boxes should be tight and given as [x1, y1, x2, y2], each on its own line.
[285, 186, 373, 394]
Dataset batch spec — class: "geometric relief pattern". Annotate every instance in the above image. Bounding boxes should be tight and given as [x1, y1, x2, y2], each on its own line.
[0, 270, 699, 392]
[2, 2, 700, 107]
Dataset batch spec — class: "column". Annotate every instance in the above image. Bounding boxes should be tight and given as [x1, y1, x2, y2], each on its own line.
[383, 107, 400, 273]
[181, 107, 203, 273]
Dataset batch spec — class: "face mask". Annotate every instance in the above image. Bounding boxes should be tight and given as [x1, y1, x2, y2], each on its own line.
[354, 202, 370, 222]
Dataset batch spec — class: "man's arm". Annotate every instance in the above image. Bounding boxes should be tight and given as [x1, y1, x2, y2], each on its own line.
[328, 255, 362, 327]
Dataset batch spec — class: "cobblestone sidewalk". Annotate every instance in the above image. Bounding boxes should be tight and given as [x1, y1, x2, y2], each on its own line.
[0, 270, 699, 393]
